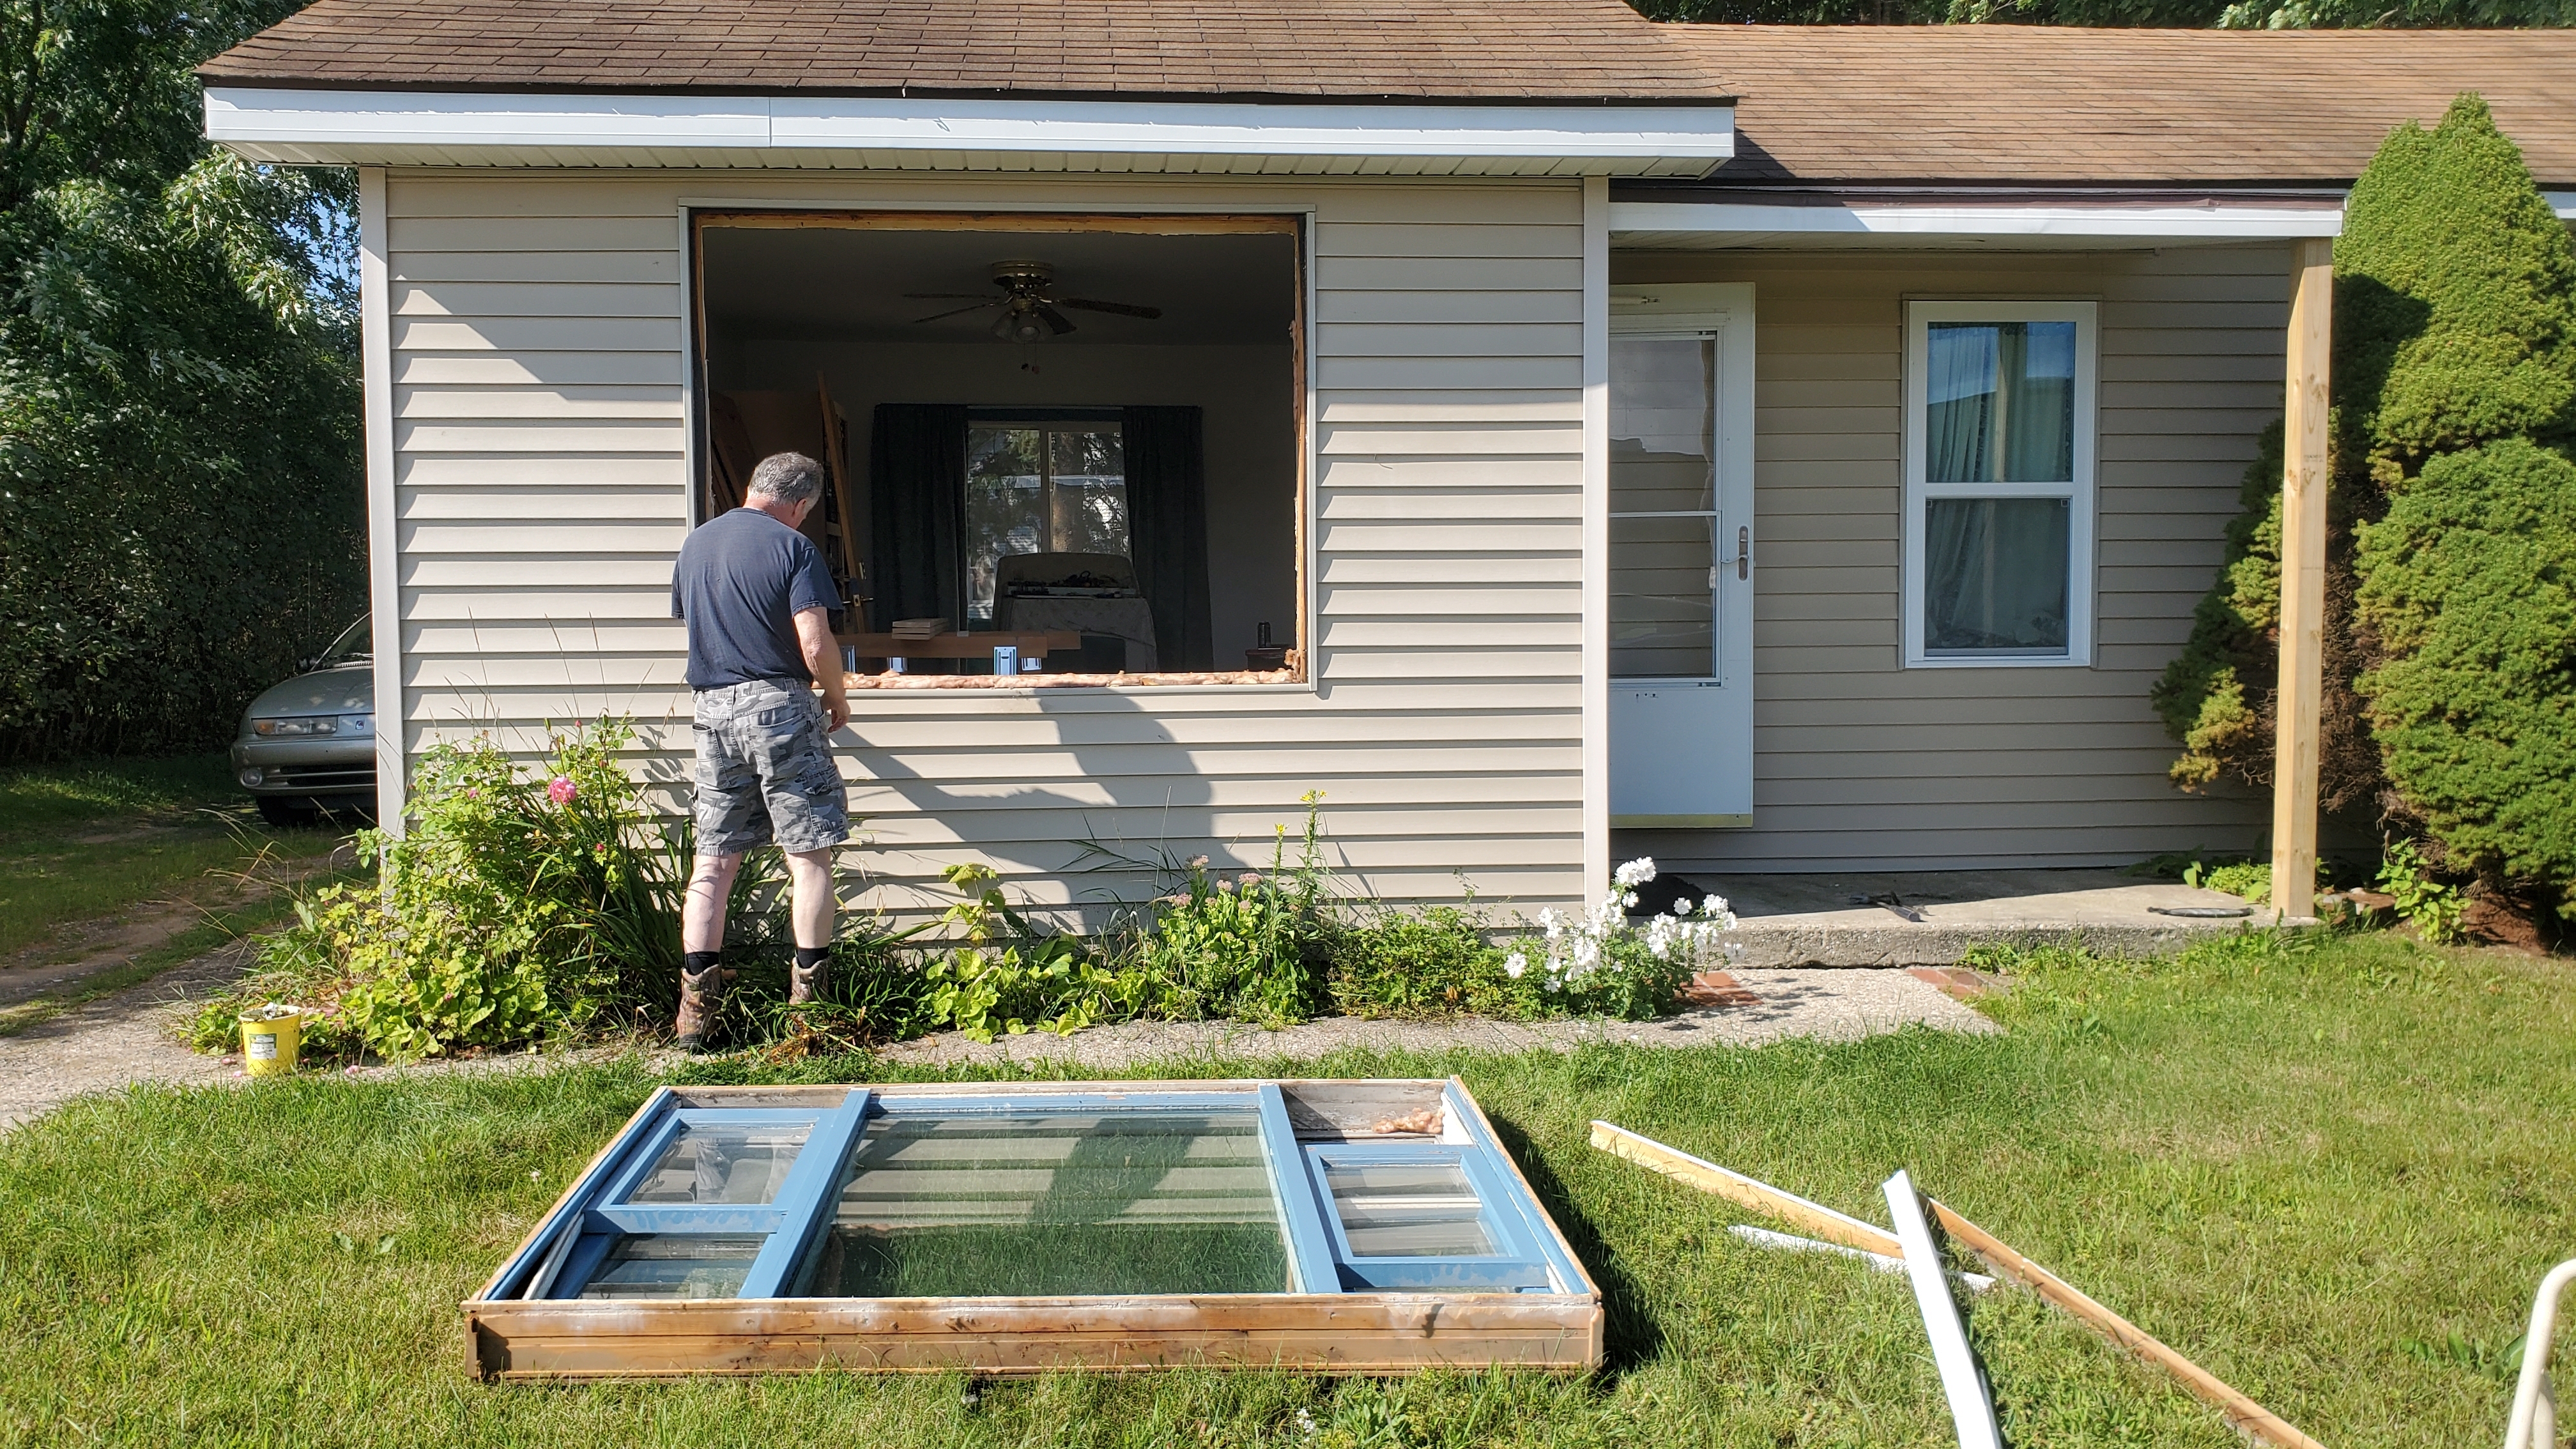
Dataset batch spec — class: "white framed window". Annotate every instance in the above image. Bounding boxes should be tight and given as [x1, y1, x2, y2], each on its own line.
[1903, 301, 2096, 667]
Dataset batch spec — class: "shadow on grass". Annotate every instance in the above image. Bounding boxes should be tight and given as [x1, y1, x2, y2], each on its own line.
[1482, 1109, 1664, 1375]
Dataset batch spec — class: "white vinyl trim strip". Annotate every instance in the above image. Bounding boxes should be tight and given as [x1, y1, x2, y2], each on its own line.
[204, 87, 1733, 170]
[1611, 199, 2343, 238]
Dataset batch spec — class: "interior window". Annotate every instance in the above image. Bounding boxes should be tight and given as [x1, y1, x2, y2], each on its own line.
[965, 422, 1128, 624]
[1906, 305, 2094, 665]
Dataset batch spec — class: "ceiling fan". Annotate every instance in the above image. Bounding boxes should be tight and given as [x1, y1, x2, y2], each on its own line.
[906, 259, 1163, 342]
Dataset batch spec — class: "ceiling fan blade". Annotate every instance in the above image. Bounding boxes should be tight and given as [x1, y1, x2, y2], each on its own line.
[902, 291, 1001, 300]
[1036, 303, 1077, 336]
[1057, 298, 1163, 319]
[910, 302, 1000, 324]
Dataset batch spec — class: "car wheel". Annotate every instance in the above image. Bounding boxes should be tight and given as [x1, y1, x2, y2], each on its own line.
[256, 796, 318, 828]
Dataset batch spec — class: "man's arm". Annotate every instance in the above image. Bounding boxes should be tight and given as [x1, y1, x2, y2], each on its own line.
[794, 606, 849, 732]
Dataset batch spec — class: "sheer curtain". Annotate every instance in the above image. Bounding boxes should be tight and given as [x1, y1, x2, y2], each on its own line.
[1122, 405, 1213, 671]
[1922, 321, 2076, 654]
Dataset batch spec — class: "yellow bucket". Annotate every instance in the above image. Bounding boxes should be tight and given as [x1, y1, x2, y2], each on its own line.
[239, 1004, 303, 1076]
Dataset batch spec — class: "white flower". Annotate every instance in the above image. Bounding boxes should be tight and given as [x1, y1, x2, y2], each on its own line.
[1613, 857, 1658, 889]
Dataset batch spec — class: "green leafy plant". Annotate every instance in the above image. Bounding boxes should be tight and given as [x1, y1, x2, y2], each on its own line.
[2376, 839, 2470, 945]
[194, 716, 730, 1059]
[920, 864, 1152, 1042]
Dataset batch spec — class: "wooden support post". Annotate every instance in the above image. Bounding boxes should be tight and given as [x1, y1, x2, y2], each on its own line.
[2272, 238, 2334, 923]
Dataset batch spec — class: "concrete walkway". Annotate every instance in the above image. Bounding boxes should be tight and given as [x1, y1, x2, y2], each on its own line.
[1688, 867, 2260, 968]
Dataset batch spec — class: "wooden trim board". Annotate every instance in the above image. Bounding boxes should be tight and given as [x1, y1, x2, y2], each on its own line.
[468, 1292, 1602, 1379]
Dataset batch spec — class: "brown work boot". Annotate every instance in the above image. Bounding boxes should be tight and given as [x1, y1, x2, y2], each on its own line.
[789, 953, 827, 1006]
[675, 960, 724, 1052]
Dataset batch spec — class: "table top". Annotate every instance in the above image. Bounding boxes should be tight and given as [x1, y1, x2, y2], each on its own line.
[839, 630, 1082, 659]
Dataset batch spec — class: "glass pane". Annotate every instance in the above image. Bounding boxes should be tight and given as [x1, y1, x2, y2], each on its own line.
[795, 1110, 1290, 1297]
[624, 1119, 813, 1205]
[1924, 497, 2071, 656]
[1611, 514, 1715, 678]
[1924, 321, 2077, 484]
[966, 426, 1043, 623]
[1611, 336, 1715, 513]
[1322, 1158, 1496, 1258]
[1047, 427, 1129, 555]
[576, 1234, 764, 1300]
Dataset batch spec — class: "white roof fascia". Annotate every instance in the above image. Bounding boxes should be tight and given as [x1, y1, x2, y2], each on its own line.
[203, 86, 1734, 175]
[1609, 198, 2343, 239]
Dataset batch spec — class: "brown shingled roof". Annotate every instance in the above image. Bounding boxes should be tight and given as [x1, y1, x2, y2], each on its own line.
[1661, 26, 2576, 188]
[196, 0, 1735, 103]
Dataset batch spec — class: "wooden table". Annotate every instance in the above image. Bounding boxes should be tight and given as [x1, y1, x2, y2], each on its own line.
[839, 631, 1082, 659]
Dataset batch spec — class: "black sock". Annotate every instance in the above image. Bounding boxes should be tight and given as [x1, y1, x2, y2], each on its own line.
[684, 951, 723, 976]
[793, 946, 829, 970]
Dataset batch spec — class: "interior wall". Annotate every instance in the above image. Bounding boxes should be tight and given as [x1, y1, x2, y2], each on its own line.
[715, 339, 1299, 666]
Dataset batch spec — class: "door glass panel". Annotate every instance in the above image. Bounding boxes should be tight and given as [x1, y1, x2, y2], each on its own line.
[1610, 514, 1716, 678]
[577, 1234, 765, 1300]
[1322, 1157, 1496, 1258]
[1923, 496, 2071, 656]
[624, 1119, 813, 1205]
[794, 1109, 1290, 1296]
[1611, 334, 1719, 679]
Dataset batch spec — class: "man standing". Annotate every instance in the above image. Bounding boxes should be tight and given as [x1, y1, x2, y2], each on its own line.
[670, 452, 852, 1052]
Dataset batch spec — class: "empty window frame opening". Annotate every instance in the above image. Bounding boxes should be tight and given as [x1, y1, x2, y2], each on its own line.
[467, 1080, 1600, 1379]
[692, 212, 1308, 687]
[1901, 300, 2097, 667]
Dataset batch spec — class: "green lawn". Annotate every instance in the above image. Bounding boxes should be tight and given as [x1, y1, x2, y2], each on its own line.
[2, 929, 2568, 1447]
[0, 754, 348, 960]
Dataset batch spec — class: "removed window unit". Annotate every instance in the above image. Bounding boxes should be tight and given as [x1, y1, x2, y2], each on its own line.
[468, 1078, 1601, 1378]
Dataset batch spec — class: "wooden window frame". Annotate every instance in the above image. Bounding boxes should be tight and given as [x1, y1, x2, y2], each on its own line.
[466, 1079, 1600, 1379]
[1900, 300, 2099, 670]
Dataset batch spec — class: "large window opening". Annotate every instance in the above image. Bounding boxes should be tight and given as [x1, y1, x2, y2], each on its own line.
[693, 213, 1305, 685]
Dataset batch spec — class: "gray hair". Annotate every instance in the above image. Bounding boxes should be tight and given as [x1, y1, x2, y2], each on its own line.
[747, 452, 825, 506]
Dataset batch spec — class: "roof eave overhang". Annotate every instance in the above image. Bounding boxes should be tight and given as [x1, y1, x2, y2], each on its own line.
[203, 86, 1735, 177]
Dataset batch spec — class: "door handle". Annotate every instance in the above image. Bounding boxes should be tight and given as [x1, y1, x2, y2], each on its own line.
[1737, 526, 1751, 581]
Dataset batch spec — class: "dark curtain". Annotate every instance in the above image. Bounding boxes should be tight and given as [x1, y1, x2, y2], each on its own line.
[868, 404, 969, 630]
[1123, 405, 1213, 670]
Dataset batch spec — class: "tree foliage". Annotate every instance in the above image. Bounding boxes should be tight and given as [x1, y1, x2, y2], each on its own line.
[0, 0, 360, 759]
[2162, 96, 2576, 912]
[2340, 97, 2576, 912]
[2353, 438, 2576, 896]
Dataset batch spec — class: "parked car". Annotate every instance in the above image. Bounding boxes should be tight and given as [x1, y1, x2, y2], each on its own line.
[232, 616, 376, 826]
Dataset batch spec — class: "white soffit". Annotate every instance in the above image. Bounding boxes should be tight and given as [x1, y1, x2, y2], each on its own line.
[203, 88, 1733, 176]
[1610, 197, 2349, 249]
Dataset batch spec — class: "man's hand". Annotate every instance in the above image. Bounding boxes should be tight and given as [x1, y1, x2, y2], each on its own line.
[794, 606, 851, 732]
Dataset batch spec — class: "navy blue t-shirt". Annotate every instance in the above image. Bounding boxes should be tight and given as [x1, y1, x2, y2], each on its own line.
[671, 509, 842, 690]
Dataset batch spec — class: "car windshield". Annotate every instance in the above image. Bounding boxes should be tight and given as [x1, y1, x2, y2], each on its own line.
[314, 616, 370, 668]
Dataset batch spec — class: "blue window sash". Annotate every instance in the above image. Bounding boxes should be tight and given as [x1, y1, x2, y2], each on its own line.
[493, 1082, 1581, 1304]
[1257, 1084, 1346, 1295]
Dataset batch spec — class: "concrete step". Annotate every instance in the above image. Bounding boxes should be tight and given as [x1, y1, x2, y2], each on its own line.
[1678, 868, 2261, 969]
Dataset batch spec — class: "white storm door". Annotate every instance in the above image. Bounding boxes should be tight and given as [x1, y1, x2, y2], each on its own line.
[1608, 299, 1754, 828]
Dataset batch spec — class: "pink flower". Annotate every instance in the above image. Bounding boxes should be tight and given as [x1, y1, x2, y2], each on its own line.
[548, 776, 578, 804]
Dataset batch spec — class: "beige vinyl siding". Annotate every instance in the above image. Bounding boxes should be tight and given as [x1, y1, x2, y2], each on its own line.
[383, 172, 1586, 919]
[1613, 245, 2279, 872]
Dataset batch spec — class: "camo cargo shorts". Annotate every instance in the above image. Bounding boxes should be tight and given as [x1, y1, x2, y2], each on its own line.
[689, 678, 850, 857]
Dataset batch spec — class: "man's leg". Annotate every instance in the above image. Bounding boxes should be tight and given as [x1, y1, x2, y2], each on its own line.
[677, 850, 742, 1052]
[784, 847, 835, 1004]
